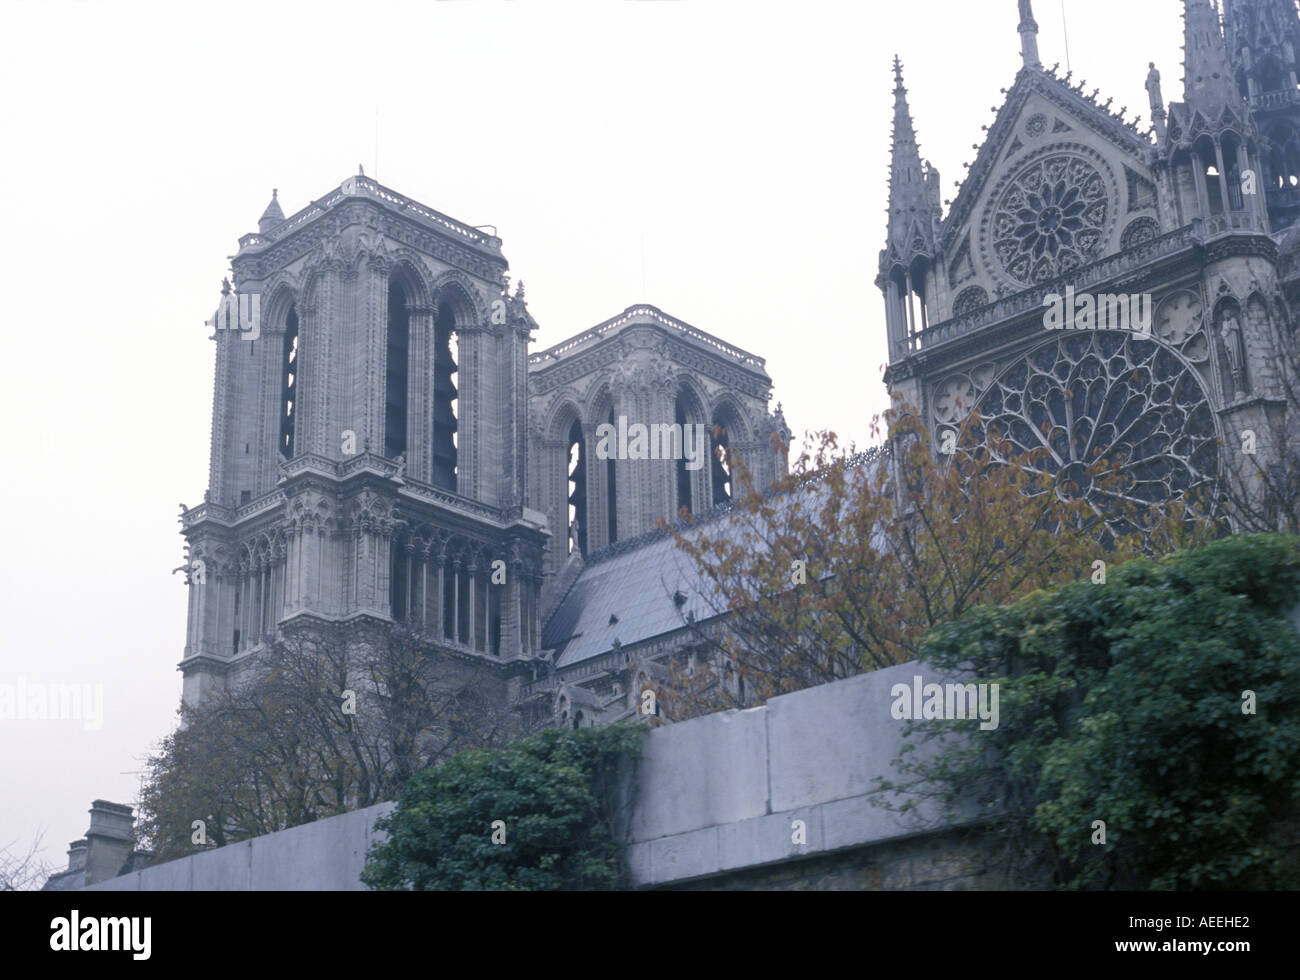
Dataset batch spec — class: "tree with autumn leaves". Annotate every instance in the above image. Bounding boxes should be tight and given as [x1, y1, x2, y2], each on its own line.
[657, 396, 1218, 721]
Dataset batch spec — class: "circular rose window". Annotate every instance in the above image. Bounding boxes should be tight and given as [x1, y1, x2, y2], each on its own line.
[989, 154, 1111, 285]
[959, 331, 1220, 543]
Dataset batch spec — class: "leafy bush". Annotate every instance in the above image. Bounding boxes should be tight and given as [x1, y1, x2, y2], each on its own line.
[362, 724, 642, 890]
[884, 533, 1300, 889]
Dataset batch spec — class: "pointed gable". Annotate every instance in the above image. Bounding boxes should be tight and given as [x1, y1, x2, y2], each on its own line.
[940, 64, 1160, 296]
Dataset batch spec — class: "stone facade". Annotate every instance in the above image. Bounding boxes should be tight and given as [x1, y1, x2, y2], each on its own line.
[528, 304, 788, 577]
[880, 0, 1300, 539]
[178, 175, 786, 715]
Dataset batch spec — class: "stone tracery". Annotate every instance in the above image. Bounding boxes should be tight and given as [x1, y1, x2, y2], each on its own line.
[990, 154, 1111, 285]
[959, 331, 1221, 541]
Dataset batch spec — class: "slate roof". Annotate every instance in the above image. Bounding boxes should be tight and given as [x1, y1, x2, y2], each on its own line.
[40, 868, 85, 891]
[542, 449, 886, 669]
[542, 514, 726, 669]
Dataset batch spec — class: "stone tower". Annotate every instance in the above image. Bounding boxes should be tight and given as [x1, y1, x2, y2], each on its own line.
[179, 175, 548, 706]
[880, 0, 1298, 537]
[1226, 0, 1300, 232]
[527, 305, 788, 578]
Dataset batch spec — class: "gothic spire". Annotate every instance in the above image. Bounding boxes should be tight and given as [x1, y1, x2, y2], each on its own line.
[1182, 0, 1241, 112]
[1018, 0, 1042, 69]
[258, 188, 285, 235]
[882, 57, 937, 272]
[1224, 0, 1300, 100]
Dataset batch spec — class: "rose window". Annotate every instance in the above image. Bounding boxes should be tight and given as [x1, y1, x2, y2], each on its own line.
[991, 155, 1110, 285]
[957, 332, 1220, 542]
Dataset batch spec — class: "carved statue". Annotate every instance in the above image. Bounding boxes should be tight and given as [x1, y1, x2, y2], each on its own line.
[1146, 62, 1164, 112]
[1220, 312, 1247, 394]
[1018, 0, 1034, 21]
[393, 454, 406, 481]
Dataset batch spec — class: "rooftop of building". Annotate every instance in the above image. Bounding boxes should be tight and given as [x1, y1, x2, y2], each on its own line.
[541, 448, 885, 670]
[234, 173, 506, 263]
[528, 303, 769, 375]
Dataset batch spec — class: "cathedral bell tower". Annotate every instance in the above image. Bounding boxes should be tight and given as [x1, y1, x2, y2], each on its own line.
[1225, 0, 1300, 231]
[178, 176, 549, 706]
[1159, 0, 1289, 505]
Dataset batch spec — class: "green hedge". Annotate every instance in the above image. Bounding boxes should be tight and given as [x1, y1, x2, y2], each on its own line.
[362, 724, 642, 890]
[893, 533, 1300, 889]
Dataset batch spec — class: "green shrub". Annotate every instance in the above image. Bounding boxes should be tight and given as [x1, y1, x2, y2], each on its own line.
[362, 724, 642, 890]
[884, 533, 1300, 889]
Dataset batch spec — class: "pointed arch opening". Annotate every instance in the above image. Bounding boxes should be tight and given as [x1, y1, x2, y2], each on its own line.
[385, 277, 412, 459]
[279, 304, 298, 459]
[674, 386, 707, 518]
[711, 418, 732, 507]
[606, 408, 618, 544]
[567, 417, 588, 556]
[432, 298, 460, 491]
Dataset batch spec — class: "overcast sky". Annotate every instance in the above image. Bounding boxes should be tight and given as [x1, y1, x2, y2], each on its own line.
[0, 0, 1188, 876]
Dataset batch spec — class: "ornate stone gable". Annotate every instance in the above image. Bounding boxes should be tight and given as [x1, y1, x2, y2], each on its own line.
[943, 70, 1155, 258]
[941, 73, 1161, 311]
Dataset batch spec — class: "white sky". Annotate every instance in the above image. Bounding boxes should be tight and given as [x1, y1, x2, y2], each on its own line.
[0, 0, 1188, 876]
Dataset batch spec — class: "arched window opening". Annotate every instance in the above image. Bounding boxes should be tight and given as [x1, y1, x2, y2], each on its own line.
[1205, 162, 1225, 215]
[1225, 139, 1246, 211]
[279, 304, 298, 459]
[711, 420, 731, 507]
[385, 280, 410, 459]
[489, 586, 501, 657]
[390, 537, 409, 622]
[442, 561, 456, 642]
[606, 409, 618, 544]
[232, 584, 241, 654]
[457, 564, 470, 646]
[567, 418, 588, 555]
[573, 710, 584, 730]
[675, 396, 692, 516]
[433, 300, 459, 491]
[908, 258, 930, 333]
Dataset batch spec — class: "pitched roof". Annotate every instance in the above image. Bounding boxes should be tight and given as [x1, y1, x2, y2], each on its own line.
[542, 450, 886, 670]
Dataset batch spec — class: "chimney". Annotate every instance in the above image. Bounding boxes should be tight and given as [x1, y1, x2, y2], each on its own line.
[66, 839, 87, 873]
[83, 800, 135, 885]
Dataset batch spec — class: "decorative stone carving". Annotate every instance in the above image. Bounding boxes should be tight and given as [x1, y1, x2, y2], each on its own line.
[966, 332, 1220, 542]
[988, 152, 1112, 285]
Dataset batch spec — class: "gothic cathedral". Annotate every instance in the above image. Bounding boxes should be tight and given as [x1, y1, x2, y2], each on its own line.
[881, 0, 1300, 539]
[178, 175, 787, 717]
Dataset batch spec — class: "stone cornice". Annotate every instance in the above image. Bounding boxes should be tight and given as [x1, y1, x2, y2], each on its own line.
[529, 306, 768, 377]
[941, 67, 1155, 255]
[894, 224, 1210, 363]
[232, 180, 508, 287]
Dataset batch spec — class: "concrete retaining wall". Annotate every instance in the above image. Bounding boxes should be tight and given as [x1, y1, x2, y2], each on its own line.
[625, 660, 974, 886]
[88, 660, 979, 890]
[86, 803, 395, 891]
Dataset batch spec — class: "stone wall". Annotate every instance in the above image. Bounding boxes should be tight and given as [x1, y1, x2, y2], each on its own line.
[87, 660, 993, 890]
[665, 827, 1008, 891]
[85, 803, 394, 891]
[623, 660, 988, 887]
